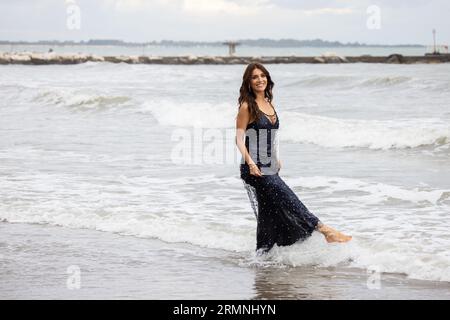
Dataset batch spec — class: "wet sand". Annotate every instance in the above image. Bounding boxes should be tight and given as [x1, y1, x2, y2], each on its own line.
[0, 221, 449, 300]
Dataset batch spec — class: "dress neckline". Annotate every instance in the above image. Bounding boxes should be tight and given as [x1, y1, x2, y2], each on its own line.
[259, 110, 277, 126]
[257, 101, 277, 126]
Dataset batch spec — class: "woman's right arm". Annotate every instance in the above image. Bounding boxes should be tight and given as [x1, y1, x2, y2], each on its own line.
[235, 102, 262, 177]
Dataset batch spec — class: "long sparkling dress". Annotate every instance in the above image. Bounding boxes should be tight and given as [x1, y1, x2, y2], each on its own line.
[240, 107, 321, 253]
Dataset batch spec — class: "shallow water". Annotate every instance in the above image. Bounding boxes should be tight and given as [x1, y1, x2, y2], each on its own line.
[1, 222, 449, 299]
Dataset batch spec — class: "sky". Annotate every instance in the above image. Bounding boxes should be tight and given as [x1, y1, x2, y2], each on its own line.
[0, 0, 449, 45]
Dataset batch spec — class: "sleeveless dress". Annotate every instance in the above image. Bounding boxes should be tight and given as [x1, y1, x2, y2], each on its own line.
[240, 107, 321, 253]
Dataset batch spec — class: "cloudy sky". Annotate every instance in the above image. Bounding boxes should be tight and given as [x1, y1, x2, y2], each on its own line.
[1, 0, 449, 45]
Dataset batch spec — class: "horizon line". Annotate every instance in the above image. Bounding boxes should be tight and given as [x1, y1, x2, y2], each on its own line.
[0, 38, 426, 47]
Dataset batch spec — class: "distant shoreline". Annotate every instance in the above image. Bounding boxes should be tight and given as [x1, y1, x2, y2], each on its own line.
[0, 39, 426, 48]
[1, 52, 449, 65]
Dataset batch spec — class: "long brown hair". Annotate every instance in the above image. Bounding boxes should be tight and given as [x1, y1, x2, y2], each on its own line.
[238, 62, 275, 122]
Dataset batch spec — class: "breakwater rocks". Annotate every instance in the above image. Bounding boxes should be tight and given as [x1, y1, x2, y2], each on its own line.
[1, 52, 449, 65]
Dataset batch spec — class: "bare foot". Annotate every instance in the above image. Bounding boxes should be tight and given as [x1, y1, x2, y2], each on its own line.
[324, 231, 352, 243]
[317, 224, 352, 243]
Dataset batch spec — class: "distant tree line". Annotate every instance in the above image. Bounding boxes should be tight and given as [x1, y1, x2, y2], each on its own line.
[0, 38, 424, 47]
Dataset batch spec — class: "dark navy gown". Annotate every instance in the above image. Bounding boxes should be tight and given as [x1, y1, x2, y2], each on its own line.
[240, 108, 321, 253]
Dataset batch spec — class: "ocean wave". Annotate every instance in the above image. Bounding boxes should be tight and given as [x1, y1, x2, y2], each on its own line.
[33, 88, 132, 110]
[282, 75, 414, 89]
[280, 74, 450, 93]
[283, 75, 356, 88]
[141, 99, 236, 128]
[1, 172, 449, 282]
[281, 111, 450, 150]
[242, 234, 450, 283]
[358, 76, 412, 87]
[143, 100, 449, 151]
[287, 175, 450, 206]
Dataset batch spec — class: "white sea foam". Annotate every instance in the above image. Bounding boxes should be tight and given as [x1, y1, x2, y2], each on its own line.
[141, 99, 235, 128]
[33, 88, 132, 110]
[287, 175, 450, 206]
[281, 111, 450, 150]
[1, 171, 449, 282]
[17, 90, 450, 152]
[244, 234, 450, 283]
[141, 99, 450, 150]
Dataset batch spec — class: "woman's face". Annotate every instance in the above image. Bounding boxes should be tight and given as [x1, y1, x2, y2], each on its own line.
[250, 68, 267, 93]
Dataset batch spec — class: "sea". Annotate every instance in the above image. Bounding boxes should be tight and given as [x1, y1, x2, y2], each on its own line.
[0, 45, 449, 298]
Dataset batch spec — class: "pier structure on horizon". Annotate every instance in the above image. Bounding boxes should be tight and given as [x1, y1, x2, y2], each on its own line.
[222, 41, 240, 56]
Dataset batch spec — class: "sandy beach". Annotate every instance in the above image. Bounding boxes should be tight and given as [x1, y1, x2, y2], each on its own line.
[1, 221, 449, 300]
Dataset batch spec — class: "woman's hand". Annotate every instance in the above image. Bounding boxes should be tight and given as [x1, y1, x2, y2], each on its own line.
[277, 159, 282, 172]
[249, 163, 262, 177]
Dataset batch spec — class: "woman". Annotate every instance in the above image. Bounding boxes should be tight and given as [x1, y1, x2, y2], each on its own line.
[235, 62, 352, 254]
